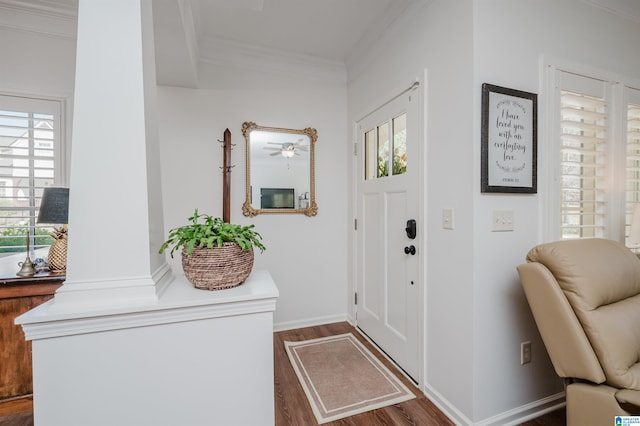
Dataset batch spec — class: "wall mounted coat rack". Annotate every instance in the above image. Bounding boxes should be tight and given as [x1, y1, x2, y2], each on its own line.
[219, 128, 234, 223]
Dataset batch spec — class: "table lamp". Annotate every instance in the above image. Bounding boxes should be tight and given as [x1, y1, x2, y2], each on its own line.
[37, 187, 69, 271]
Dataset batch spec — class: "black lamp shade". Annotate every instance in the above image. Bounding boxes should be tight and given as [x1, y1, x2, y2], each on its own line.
[37, 187, 69, 224]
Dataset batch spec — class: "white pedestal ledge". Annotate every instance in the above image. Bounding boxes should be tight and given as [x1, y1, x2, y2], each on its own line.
[16, 269, 279, 426]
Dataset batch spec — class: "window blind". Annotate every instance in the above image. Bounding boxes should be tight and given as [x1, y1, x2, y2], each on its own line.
[558, 72, 608, 239]
[0, 94, 61, 255]
[625, 87, 640, 244]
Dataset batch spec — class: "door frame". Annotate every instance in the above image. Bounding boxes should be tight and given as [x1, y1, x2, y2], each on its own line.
[350, 76, 426, 389]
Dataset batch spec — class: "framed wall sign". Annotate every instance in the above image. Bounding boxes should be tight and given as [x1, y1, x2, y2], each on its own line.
[481, 83, 537, 193]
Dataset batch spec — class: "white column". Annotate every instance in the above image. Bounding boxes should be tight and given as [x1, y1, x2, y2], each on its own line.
[54, 0, 171, 311]
[16, 6, 279, 423]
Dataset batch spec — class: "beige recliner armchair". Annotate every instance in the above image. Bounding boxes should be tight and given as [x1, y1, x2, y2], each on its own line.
[517, 238, 640, 425]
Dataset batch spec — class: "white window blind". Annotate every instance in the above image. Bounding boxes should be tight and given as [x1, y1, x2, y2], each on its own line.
[0, 94, 62, 255]
[558, 71, 608, 239]
[625, 87, 640, 244]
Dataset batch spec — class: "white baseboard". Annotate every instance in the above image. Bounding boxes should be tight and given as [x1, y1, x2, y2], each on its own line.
[475, 392, 565, 426]
[424, 383, 565, 426]
[346, 313, 354, 325]
[273, 313, 349, 332]
[423, 384, 474, 425]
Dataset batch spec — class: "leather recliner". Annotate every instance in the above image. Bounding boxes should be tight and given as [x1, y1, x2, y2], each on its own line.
[517, 238, 640, 425]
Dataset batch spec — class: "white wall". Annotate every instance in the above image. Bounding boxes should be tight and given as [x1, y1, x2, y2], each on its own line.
[157, 61, 349, 329]
[349, 0, 640, 423]
[0, 28, 75, 98]
[0, 20, 76, 179]
[472, 0, 640, 422]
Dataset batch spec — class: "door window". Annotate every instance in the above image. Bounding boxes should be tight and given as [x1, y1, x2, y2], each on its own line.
[364, 113, 407, 180]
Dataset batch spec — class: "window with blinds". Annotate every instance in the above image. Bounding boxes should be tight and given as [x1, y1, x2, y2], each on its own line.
[559, 89, 607, 239]
[626, 88, 640, 244]
[0, 94, 62, 255]
[553, 68, 640, 244]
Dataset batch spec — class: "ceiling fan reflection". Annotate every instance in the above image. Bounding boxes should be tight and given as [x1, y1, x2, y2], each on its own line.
[263, 139, 308, 158]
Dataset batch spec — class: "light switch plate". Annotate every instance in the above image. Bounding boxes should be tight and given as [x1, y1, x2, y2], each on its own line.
[492, 209, 514, 232]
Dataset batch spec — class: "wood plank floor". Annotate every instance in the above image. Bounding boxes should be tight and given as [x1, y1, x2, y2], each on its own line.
[0, 396, 33, 426]
[0, 321, 566, 425]
[274, 322, 566, 426]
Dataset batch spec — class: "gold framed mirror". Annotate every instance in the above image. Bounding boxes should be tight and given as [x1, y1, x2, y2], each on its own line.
[242, 122, 318, 217]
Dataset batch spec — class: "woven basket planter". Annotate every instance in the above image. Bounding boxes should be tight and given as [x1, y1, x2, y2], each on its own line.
[181, 243, 254, 291]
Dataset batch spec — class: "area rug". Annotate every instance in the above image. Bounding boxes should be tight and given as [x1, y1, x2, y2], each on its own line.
[284, 333, 415, 424]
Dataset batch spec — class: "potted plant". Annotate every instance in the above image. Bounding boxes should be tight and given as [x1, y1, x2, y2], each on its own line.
[159, 209, 266, 290]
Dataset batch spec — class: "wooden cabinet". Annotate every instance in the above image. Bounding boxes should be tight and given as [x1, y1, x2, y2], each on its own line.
[0, 276, 64, 404]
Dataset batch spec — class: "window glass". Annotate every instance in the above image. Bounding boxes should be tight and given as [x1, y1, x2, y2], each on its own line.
[392, 113, 407, 175]
[364, 112, 409, 180]
[364, 129, 376, 180]
[0, 95, 62, 255]
[377, 123, 390, 178]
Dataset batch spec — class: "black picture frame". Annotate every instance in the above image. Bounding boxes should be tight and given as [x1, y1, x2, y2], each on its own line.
[481, 83, 537, 193]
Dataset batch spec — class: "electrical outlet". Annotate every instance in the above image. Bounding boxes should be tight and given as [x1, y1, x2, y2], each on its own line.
[521, 341, 532, 365]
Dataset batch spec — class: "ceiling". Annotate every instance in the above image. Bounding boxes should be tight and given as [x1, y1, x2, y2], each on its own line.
[152, 0, 422, 86]
[0, 0, 420, 86]
[3, 0, 640, 86]
[190, 0, 414, 63]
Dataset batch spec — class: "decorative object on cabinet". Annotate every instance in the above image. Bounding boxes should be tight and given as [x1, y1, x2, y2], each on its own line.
[37, 187, 70, 271]
[242, 121, 318, 217]
[481, 83, 537, 194]
[159, 209, 266, 290]
[16, 235, 36, 277]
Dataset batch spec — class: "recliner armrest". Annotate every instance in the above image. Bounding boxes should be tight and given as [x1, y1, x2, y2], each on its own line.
[517, 262, 606, 383]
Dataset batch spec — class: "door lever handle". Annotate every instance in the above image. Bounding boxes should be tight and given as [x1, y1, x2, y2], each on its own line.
[405, 219, 417, 239]
[404, 245, 416, 255]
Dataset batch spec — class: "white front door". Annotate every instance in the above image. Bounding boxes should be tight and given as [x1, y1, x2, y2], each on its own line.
[355, 86, 421, 382]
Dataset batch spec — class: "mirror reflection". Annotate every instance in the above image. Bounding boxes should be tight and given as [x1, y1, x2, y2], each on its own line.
[242, 122, 317, 217]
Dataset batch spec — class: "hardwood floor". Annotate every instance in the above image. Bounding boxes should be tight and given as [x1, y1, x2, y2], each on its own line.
[0, 321, 565, 425]
[0, 396, 33, 426]
[274, 322, 566, 426]
[275, 322, 454, 425]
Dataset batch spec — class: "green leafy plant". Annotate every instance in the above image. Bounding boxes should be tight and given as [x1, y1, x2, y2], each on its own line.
[159, 209, 266, 258]
[0, 225, 54, 253]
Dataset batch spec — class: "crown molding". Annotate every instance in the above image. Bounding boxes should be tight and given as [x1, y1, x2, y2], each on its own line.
[0, 0, 77, 19]
[0, 0, 77, 39]
[581, 0, 640, 23]
[198, 35, 347, 84]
